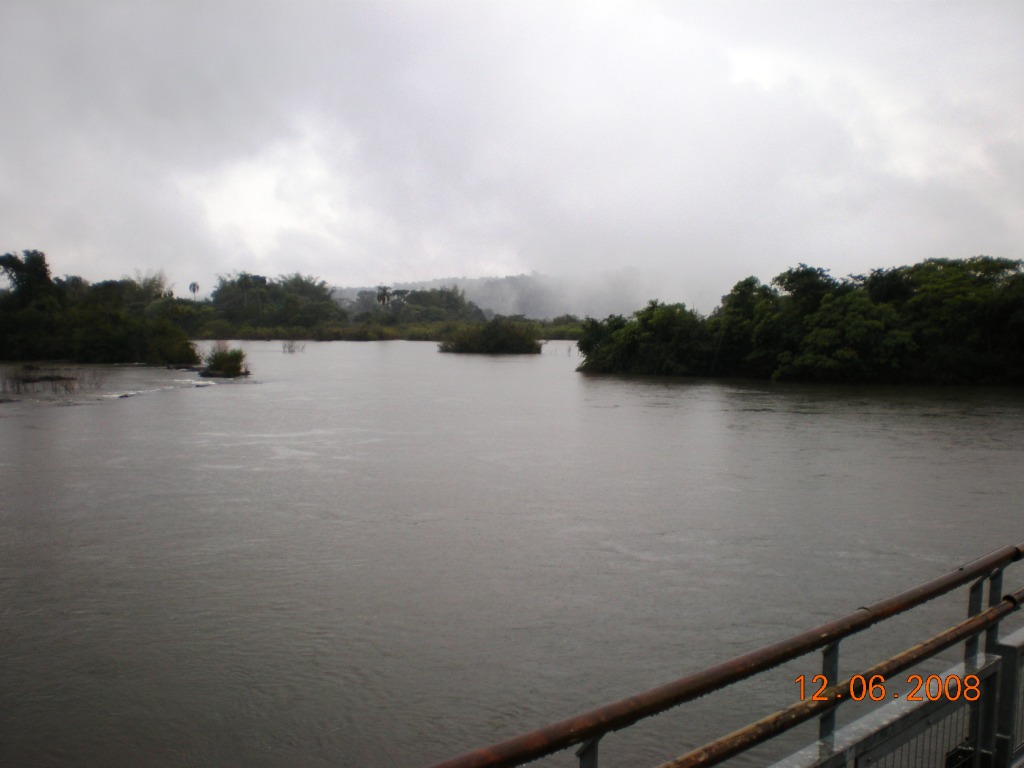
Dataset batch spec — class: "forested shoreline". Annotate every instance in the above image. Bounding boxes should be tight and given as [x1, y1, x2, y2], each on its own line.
[0, 251, 568, 364]
[0, 251, 200, 365]
[5, 250, 1023, 382]
[578, 256, 1024, 384]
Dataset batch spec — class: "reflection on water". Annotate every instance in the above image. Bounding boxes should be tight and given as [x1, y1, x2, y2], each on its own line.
[2, 341, 1023, 767]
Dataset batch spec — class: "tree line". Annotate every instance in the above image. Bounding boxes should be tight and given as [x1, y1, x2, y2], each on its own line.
[0, 251, 570, 363]
[578, 257, 1024, 384]
[0, 251, 199, 365]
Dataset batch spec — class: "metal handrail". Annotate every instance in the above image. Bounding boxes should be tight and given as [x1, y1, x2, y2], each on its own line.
[426, 542, 1024, 768]
[657, 584, 1024, 768]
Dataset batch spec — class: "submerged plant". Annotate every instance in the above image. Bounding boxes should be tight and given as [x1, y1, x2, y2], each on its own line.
[0, 366, 106, 395]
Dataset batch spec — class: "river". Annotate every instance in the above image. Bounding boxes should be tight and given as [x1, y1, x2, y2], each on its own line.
[2, 340, 1023, 767]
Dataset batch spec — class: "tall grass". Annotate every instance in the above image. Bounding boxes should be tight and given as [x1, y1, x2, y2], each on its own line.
[0, 366, 106, 395]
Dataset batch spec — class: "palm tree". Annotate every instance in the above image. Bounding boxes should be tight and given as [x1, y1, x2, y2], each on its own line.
[189, 282, 199, 301]
[376, 284, 391, 306]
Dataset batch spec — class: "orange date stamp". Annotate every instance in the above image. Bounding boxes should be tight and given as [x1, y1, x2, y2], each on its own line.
[795, 673, 981, 702]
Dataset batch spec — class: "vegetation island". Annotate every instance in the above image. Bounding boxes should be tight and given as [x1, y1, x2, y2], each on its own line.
[3, 250, 1024, 384]
[578, 256, 1024, 384]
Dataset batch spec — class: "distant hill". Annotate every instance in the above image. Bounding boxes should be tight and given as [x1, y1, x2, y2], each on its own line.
[332, 271, 647, 320]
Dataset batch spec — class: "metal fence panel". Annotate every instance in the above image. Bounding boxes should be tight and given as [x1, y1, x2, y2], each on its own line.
[768, 659, 1002, 768]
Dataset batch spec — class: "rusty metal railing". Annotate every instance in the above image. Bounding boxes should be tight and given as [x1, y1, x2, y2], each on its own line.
[656, 585, 1024, 767]
[426, 542, 1024, 768]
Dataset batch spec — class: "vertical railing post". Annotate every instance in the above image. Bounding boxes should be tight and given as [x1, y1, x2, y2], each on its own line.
[819, 641, 840, 741]
[966, 569, 1005, 765]
[982, 568, 1008, 767]
[576, 736, 600, 768]
[966, 576, 985, 662]
[986, 568, 1004, 654]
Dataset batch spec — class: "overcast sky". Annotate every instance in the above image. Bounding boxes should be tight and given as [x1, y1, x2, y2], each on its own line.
[2, 1, 1022, 312]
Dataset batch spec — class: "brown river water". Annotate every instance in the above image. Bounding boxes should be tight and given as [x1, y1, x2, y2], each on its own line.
[2, 340, 1023, 767]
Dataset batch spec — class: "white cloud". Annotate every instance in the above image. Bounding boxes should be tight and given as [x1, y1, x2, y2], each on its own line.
[2, 0, 1022, 310]
[730, 45, 986, 182]
[181, 122, 347, 259]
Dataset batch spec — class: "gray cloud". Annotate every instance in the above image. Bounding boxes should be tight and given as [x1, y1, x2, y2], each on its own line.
[2, 0, 1021, 312]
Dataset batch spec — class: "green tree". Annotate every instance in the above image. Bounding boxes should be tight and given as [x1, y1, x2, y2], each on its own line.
[211, 272, 343, 332]
[899, 257, 1022, 382]
[860, 267, 915, 307]
[391, 286, 485, 324]
[0, 253, 198, 365]
[577, 301, 710, 375]
[0, 250, 56, 307]
[782, 292, 915, 381]
[576, 314, 629, 372]
[65, 278, 198, 365]
[707, 277, 779, 377]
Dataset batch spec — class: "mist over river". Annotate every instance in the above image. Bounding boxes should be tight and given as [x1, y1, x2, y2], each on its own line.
[2, 340, 1023, 767]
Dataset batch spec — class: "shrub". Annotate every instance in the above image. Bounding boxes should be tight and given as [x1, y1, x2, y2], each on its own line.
[438, 317, 542, 354]
[201, 341, 249, 378]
